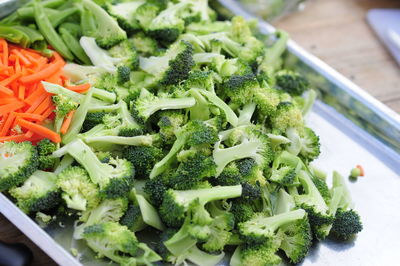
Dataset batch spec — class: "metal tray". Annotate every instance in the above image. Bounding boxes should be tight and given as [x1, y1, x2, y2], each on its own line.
[1, 1, 400, 265]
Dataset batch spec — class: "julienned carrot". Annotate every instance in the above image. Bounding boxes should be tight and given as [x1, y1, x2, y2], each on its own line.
[0, 84, 13, 95]
[11, 49, 31, 66]
[1, 39, 8, 67]
[18, 84, 25, 100]
[25, 93, 47, 113]
[41, 105, 55, 120]
[0, 112, 16, 136]
[0, 72, 21, 87]
[15, 113, 44, 121]
[67, 83, 90, 93]
[16, 118, 61, 143]
[20, 59, 63, 84]
[33, 96, 52, 115]
[60, 110, 75, 134]
[0, 101, 25, 116]
[0, 135, 27, 143]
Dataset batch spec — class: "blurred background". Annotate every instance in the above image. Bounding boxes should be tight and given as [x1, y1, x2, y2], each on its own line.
[238, 0, 400, 113]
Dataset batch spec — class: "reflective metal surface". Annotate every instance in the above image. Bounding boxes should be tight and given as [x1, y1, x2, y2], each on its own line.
[1, 1, 400, 265]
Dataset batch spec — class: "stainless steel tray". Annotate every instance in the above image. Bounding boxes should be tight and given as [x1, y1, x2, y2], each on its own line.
[1, 1, 400, 265]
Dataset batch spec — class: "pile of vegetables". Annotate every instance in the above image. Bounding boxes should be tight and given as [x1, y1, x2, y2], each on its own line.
[0, 0, 363, 265]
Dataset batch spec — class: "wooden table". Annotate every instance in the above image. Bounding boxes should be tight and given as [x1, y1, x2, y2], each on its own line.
[1, 0, 399, 265]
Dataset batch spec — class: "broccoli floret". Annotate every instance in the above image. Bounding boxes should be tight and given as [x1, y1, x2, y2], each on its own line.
[9, 170, 60, 214]
[139, 40, 194, 86]
[108, 39, 139, 70]
[132, 90, 195, 124]
[290, 170, 334, 240]
[122, 146, 163, 179]
[331, 209, 363, 240]
[82, 112, 107, 132]
[213, 126, 273, 176]
[257, 31, 289, 76]
[150, 119, 219, 179]
[168, 152, 216, 190]
[270, 102, 303, 133]
[52, 94, 79, 133]
[105, 1, 144, 32]
[160, 185, 242, 227]
[82, 222, 161, 265]
[144, 175, 167, 207]
[36, 139, 57, 170]
[312, 176, 331, 204]
[238, 209, 306, 245]
[0, 141, 39, 191]
[81, 0, 127, 48]
[120, 202, 146, 232]
[57, 166, 100, 211]
[285, 127, 321, 162]
[134, 1, 167, 30]
[269, 151, 302, 186]
[157, 110, 186, 145]
[230, 199, 255, 224]
[231, 243, 282, 266]
[129, 32, 159, 56]
[53, 139, 135, 199]
[275, 70, 309, 96]
[201, 211, 234, 252]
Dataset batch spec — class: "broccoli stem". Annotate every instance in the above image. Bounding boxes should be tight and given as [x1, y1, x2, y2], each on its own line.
[54, 154, 74, 174]
[213, 139, 263, 176]
[63, 89, 94, 144]
[197, 89, 238, 127]
[87, 103, 121, 113]
[135, 194, 165, 231]
[237, 103, 256, 126]
[177, 185, 242, 206]
[185, 245, 225, 266]
[84, 135, 154, 146]
[150, 134, 187, 178]
[189, 89, 210, 121]
[141, 97, 196, 119]
[92, 88, 116, 103]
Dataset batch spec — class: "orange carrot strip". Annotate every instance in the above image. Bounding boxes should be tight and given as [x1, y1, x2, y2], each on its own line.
[34, 57, 48, 71]
[0, 72, 21, 87]
[60, 110, 75, 134]
[0, 112, 16, 136]
[32, 96, 52, 115]
[14, 57, 21, 74]
[15, 113, 44, 121]
[0, 84, 13, 95]
[11, 49, 31, 66]
[20, 59, 63, 84]
[25, 93, 47, 113]
[18, 84, 25, 100]
[41, 105, 55, 120]
[24, 84, 45, 105]
[67, 83, 91, 93]
[0, 135, 26, 143]
[0, 113, 8, 133]
[0, 101, 25, 116]
[1, 39, 8, 67]
[16, 118, 61, 143]
[24, 131, 34, 138]
[0, 97, 18, 104]
[45, 69, 63, 85]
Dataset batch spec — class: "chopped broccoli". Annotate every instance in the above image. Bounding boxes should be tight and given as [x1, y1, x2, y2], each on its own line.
[160, 185, 242, 227]
[36, 139, 57, 170]
[52, 94, 79, 133]
[157, 110, 186, 145]
[120, 202, 146, 232]
[80, 0, 127, 48]
[105, 0, 144, 32]
[129, 32, 159, 56]
[81, 112, 107, 132]
[139, 40, 194, 86]
[57, 166, 100, 211]
[9, 170, 60, 214]
[0, 141, 38, 191]
[122, 145, 163, 179]
[53, 139, 135, 199]
[275, 69, 309, 96]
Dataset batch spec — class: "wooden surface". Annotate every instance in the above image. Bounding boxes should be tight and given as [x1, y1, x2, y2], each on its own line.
[1, 0, 400, 265]
[275, 0, 400, 113]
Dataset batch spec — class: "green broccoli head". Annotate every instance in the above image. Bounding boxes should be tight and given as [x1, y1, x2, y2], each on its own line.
[269, 151, 302, 186]
[330, 209, 363, 240]
[122, 145, 163, 179]
[234, 242, 282, 266]
[144, 175, 168, 207]
[222, 73, 259, 106]
[201, 212, 234, 252]
[9, 170, 60, 214]
[129, 32, 159, 56]
[57, 166, 100, 211]
[108, 39, 139, 70]
[82, 112, 107, 132]
[275, 69, 309, 96]
[36, 139, 57, 170]
[157, 110, 186, 145]
[0, 141, 39, 191]
[139, 40, 195, 86]
[81, 0, 127, 48]
[120, 202, 146, 232]
[160, 185, 242, 227]
[105, 1, 143, 32]
[270, 102, 303, 133]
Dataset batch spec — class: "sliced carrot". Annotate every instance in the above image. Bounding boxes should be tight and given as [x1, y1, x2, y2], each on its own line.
[0, 135, 27, 143]
[0, 112, 16, 136]
[41, 105, 55, 120]
[67, 83, 91, 93]
[16, 118, 61, 143]
[15, 113, 44, 122]
[1, 39, 8, 67]
[24, 131, 34, 138]
[25, 93, 47, 113]
[20, 59, 63, 84]
[32, 96, 52, 115]
[356, 165, 364, 176]
[24, 84, 45, 105]
[0, 97, 18, 105]
[18, 84, 25, 100]
[11, 49, 31, 66]
[0, 84, 13, 95]
[60, 110, 75, 135]
[0, 101, 25, 116]
[0, 72, 21, 87]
